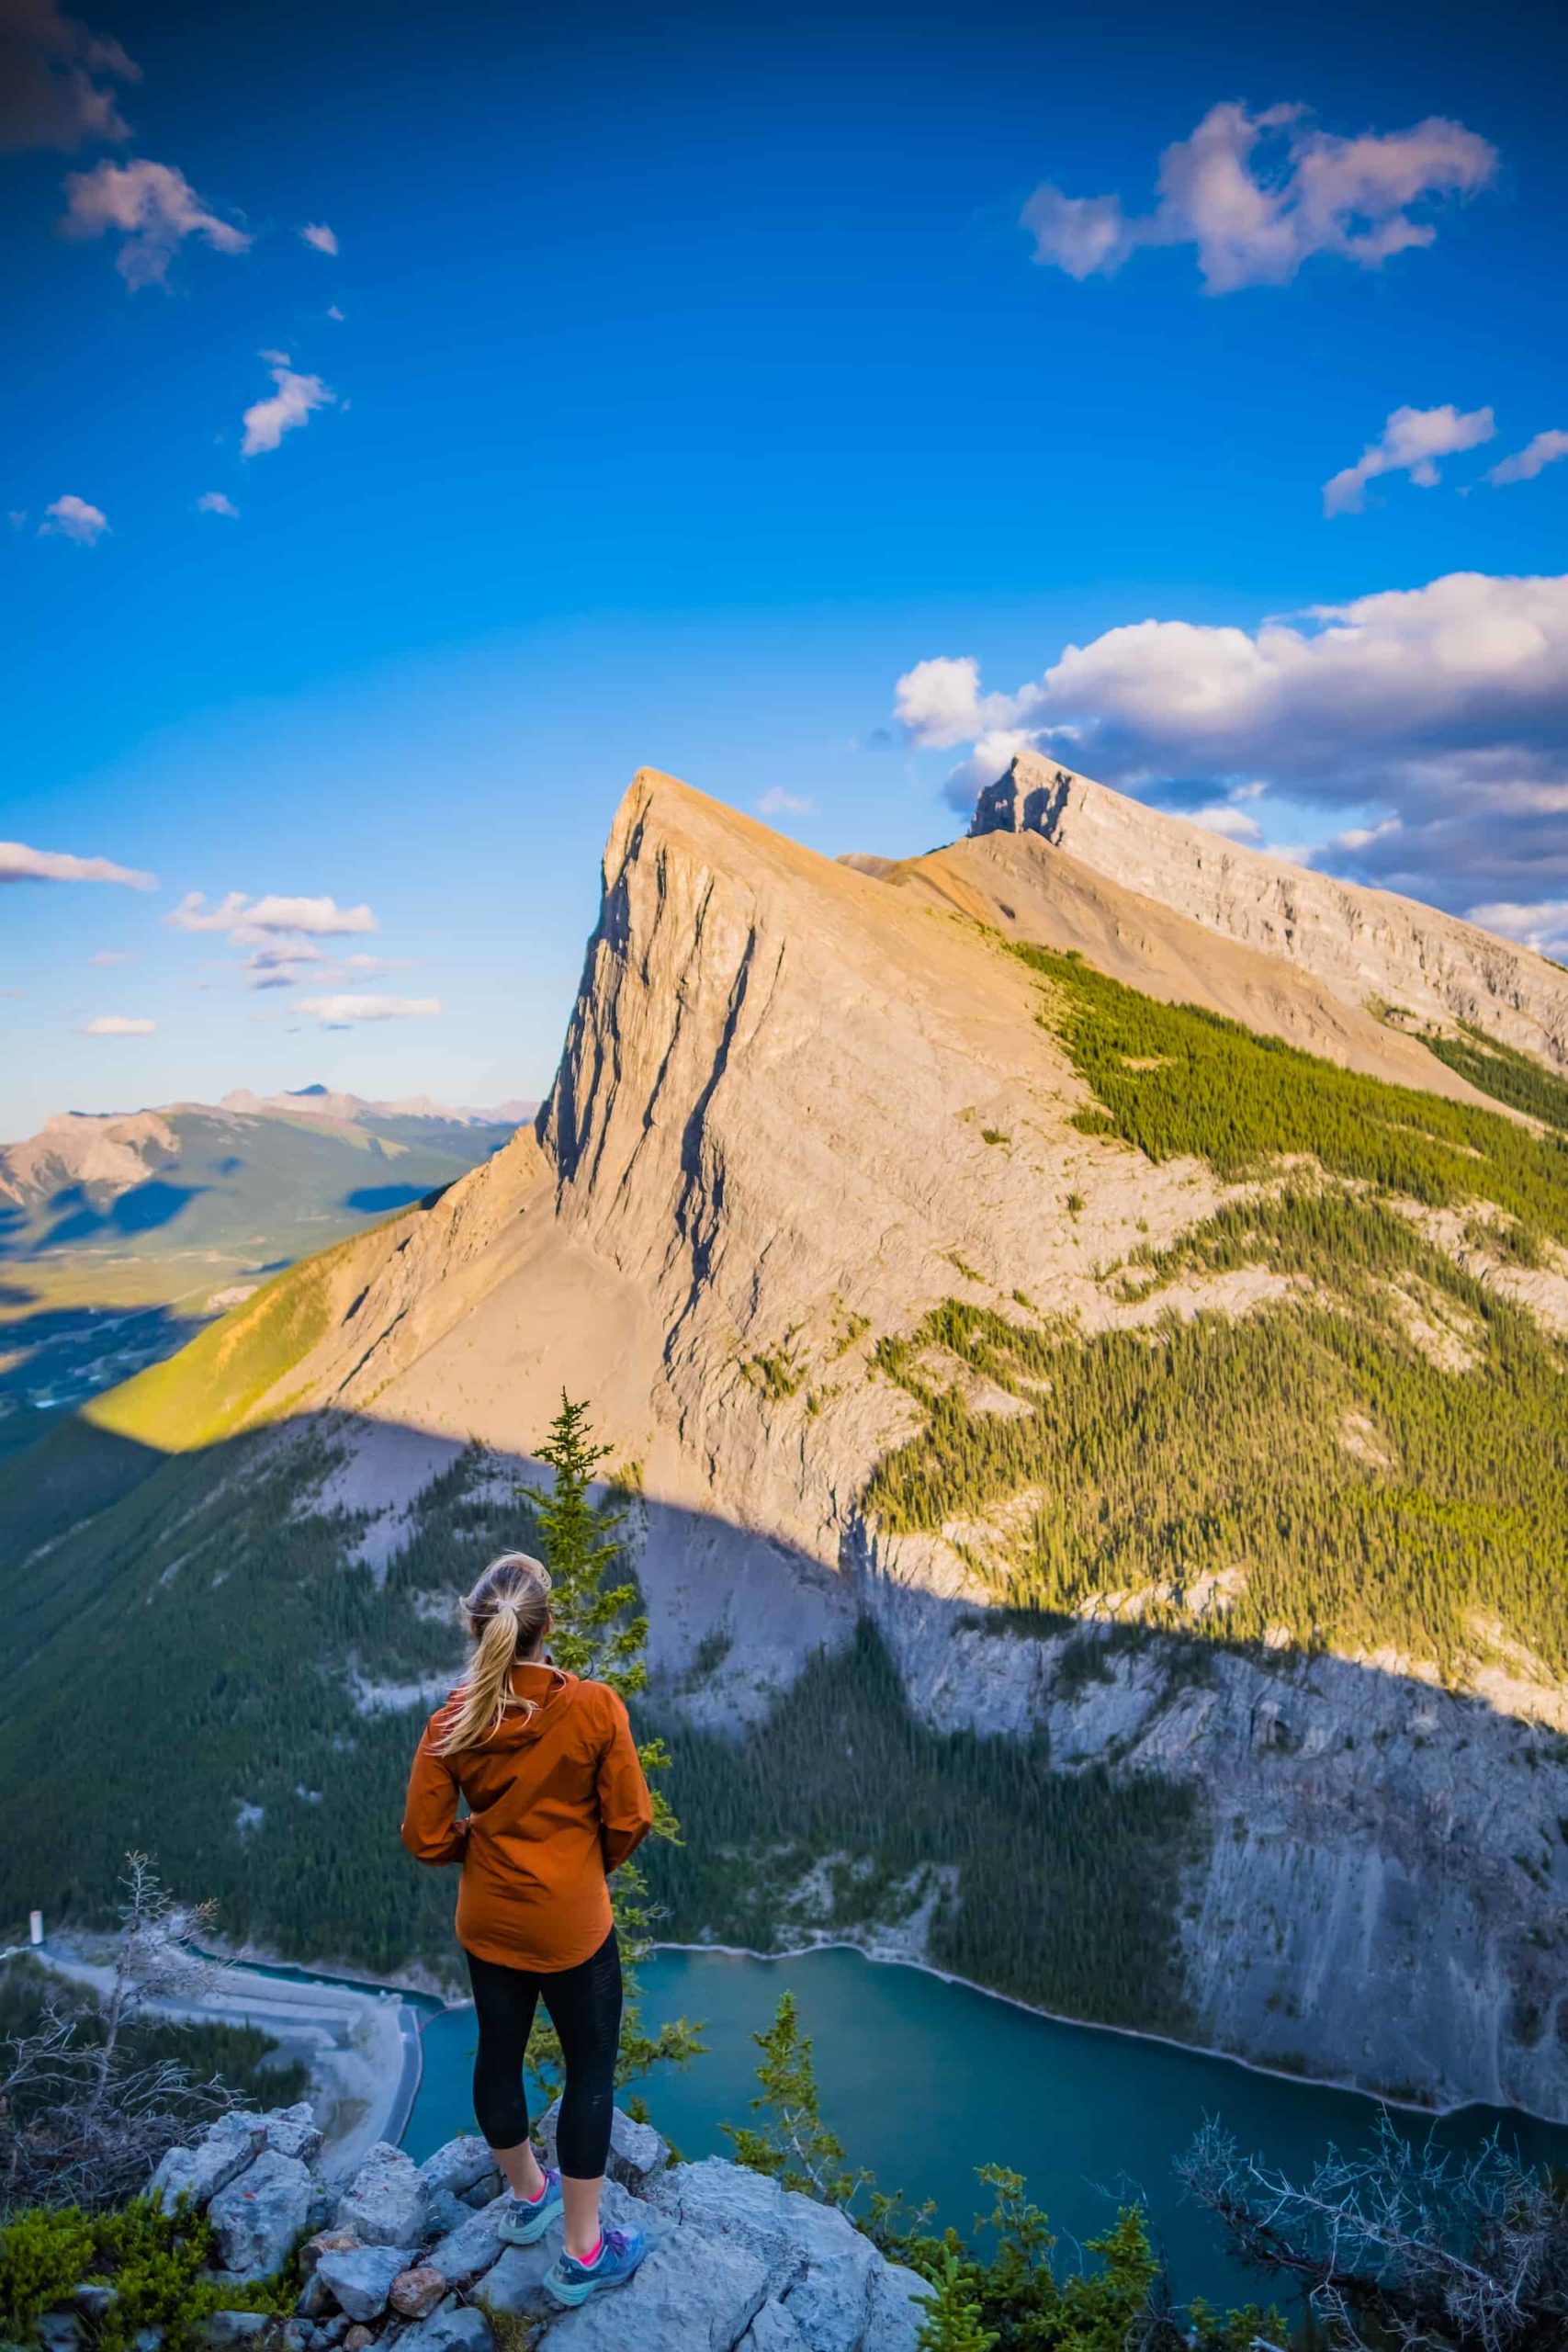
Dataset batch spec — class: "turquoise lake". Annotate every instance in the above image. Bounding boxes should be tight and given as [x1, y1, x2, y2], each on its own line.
[400, 1944, 1568, 2312]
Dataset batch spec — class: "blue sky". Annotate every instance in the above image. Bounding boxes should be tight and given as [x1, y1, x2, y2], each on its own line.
[4, 0, 1566, 1136]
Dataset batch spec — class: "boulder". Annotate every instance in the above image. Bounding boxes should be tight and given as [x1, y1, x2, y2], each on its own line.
[417, 2136, 496, 2199]
[335, 2143, 428, 2249]
[342, 2332, 376, 2352]
[739, 2307, 810, 2352]
[263, 2103, 325, 2166]
[389, 2264, 447, 2321]
[300, 2229, 360, 2279]
[315, 2245, 420, 2324]
[35, 2318, 81, 2352]
[393, 2301, 495, 2352]
[863, 2261, 931, 2352]
[150, 2114, 267, 2213]
[423, 2188, 469, 2238]
[460, 2172, 503, 2210]
[423, 2199, 508, 2287]
[542, 2228, 768, 2350]
[473, 2241, 554, 2320]
[208, 2149, 313, 2280]
[539, 2099, 669, 2194]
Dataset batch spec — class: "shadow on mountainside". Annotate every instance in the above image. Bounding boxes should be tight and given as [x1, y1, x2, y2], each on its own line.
[4, 1401, 1568, 2120]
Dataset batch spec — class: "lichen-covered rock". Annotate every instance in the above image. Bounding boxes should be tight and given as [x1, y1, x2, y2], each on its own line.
[149, 2114, 267, 2213]
[393, 2301, 495, 2352]
[334, 2143, 427, 2249]
[315, 2245, 420, 2323]
[209, 2149, 313, 2280]
[417, 2136, 496, 2199]
[389, 2264, 446, 2320]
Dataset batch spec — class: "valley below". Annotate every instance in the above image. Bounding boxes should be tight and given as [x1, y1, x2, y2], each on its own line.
[6, 759, 1568, 2128]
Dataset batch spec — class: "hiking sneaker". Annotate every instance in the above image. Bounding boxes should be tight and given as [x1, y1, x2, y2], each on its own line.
[544, 2223, 648, 2307]
[496, 2168, 562, 2245]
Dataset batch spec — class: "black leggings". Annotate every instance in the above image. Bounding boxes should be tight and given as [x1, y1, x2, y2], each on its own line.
[464, 1929, 622, 2178]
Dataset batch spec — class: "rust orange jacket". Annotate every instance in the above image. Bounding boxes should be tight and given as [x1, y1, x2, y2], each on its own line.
[400, 1661, 653, 1971]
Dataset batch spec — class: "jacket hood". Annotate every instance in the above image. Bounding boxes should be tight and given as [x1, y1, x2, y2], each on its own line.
[439, 1662, 582, 1750]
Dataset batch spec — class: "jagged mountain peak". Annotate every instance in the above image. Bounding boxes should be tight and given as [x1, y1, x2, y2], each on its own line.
[971, 750, 1568, 1070]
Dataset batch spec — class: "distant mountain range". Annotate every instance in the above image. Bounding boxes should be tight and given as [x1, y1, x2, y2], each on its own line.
[0, 1086, 536, 1460]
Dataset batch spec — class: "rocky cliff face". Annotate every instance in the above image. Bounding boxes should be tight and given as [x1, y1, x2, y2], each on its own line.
[111, 767, 1568, 2120]
[972, 752, 1568, 1071]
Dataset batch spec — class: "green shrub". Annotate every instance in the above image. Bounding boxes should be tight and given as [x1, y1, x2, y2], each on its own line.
[0, 2199, 291, 2352]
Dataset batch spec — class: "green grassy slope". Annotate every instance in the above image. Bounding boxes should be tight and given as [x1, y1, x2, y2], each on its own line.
[864, 947, 1568, 1673]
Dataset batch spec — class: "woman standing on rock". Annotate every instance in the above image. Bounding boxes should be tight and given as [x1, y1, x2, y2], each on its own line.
[401, 1551, 654, 2309]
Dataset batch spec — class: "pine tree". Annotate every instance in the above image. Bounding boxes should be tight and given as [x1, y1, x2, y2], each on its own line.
[722, 1990, 871, 2211]
[914, 2254, 998, 2352]
[524, 1394, 702, 2091]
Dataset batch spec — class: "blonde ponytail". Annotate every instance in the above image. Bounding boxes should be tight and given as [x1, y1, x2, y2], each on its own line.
[435, 1551, 553, 1755]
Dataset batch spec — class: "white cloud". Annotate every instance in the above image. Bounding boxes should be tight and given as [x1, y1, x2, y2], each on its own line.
[0, 0, 139, 153]
[39, 492, 108, 543]
[894, 570, 1568, 912]
[326, 303, 344, 322]
[166, 890, 377, 943]
[1188, 802, 1264, 842]
[300, 221, 337, 255]
[1488, 430, 1568, 490]
[241, 358, 334, 457]
[197, 490, 239, 518]
[296, 994, 442, 1027]
[82, 1013, 154, 1035]
[88, 948, 135, 963]
[1, 838, 153, 887]
[1323, 403, 1495, 516]
[62, 155, 251, 288]
[1022, 103, 1497, 294]
[757, 787, 814, 817]
[1466, 899, 1568, 956]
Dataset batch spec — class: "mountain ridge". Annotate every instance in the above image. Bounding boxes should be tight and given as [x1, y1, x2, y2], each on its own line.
[8, 760, 1568, 2117]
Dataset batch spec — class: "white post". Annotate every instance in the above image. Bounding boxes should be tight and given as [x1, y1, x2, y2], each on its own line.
[28, 1909, 43, 1946]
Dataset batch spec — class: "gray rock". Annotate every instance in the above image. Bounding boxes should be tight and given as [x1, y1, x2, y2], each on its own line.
[418, 2136, 496, 2199]
[301, 2230, 361, 2279]
[313, 2322, 350, 2347]
[276, 2324, 313, 2352]
[132, 2332, 164, 2352]
[195, 2315, 271, 2349]
[335, 2144, 428, 2250]
[263, 2103, 325, 2166]
[209, 2149, 314, 2280]
[459, 2172, 503, 2211]
[316, 2245, 419, 2323]
[862, 2261, 931, 2352]
[36, 2316, 81, 2352]
[540, 2102, 669, 2194]
[73, 2284, 116, 2320]
[392, 2301, 494, 2352]
[150, 2114, 267, 2213]
[472, 2241, 554, 2320]
[774, 2188, 878, 2351]
[739, 2304, 810, 2352]
[423, 2200, 508, 2288]
[423, 2188, 469, 2239]
[388, 2265, 446, 2321]
[542, 2226, 768, 2351]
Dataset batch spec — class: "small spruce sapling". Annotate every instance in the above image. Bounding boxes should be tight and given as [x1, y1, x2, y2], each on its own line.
[915, 2252, 998, 2352]
[722, 1990, 872, 2212]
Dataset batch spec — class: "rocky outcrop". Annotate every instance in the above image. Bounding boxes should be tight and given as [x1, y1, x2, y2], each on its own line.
[971, 751, 1568, 1070]
[51, 2106, 930, 2352]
